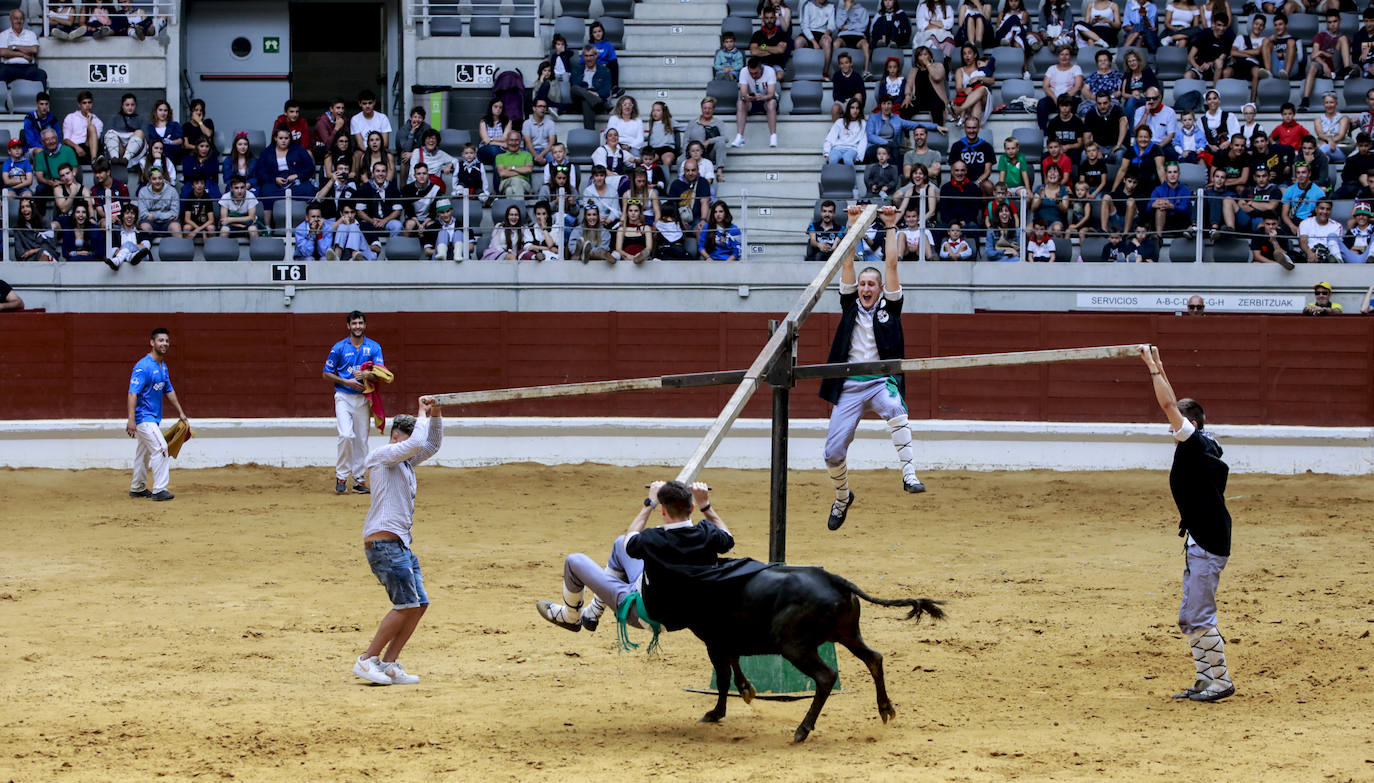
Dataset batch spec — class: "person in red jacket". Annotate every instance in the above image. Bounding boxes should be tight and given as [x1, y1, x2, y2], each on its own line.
[1270, 102, 1311, 150]
[271, 98, 312, 150]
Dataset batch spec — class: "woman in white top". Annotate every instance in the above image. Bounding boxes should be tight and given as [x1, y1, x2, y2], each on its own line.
[1238, 102, 1264, 149]
[1162, 0, 1201, 47]
[604, 96, 645, 158]
[823, 98, 869, 164]
[1199, 89, 1240, 155]
[952, 43, 992, 124]
[895, 162, 938, 220]
[914, 0, 956, 59]
[591, 127, 632, 175]
[485, 205, 531, 260]
[1037, 44, 1083, 129]
[1074, 0, 1121, 48]
[1314, 92, 1352, 163]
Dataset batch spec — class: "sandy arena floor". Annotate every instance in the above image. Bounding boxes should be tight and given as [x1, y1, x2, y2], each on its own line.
[3, 463, 1373, 782]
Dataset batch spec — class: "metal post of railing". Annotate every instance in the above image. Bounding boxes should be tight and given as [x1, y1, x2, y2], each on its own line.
[740, 188, 749, 259]
[1018, 188, 1027, 263]
[284, 189, 294, 261]
[1195, 190, 1204, 264]
[104, 187, 114, 259]
[2, 191, 9, 264]
[917, 191, 927, 262]
[459, 185, 470, 260]
[554, 197, 566, 260]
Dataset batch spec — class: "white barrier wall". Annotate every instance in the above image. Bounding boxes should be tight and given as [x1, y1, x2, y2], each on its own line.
[5, 418, 1372, 475]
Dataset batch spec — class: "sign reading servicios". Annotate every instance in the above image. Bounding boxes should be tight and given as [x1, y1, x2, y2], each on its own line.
[454, 62, 498, 87]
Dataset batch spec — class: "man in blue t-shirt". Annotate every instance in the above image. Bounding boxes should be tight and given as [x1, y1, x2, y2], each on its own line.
[323, 310, 385, 494]
[126, 327, 188, 501]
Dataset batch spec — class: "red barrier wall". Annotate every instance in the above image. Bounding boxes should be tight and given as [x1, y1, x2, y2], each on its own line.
[3, 312, 1371, 426]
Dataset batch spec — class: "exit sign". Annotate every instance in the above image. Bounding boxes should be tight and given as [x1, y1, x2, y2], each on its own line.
[263, 36, 280, 53]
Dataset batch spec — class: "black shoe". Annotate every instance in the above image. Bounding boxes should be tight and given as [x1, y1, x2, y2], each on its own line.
[352, 483, 370, 494]
[129, 488, 152, 498]
[611, 86, 625, 98]
[536, 600, 581, 632]
[151, 490, 175, 501]
[903, 477, 927, 494]
[104, 257, 118, 270]
[581, 615, 599, 632]
[335, 479, 347, 494]
[827, 491, 855, 531]
[1188, 683, 1235, 702]
[1299, 98, 1311, 110]
[130, 247, 150, 266]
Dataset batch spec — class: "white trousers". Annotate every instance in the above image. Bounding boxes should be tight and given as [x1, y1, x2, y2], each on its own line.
[334, 390, 371, 482]
[131, 421, 170, 493]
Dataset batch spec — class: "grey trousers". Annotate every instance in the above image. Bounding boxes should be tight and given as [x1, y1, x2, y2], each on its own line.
[823, 377, 908, 465]
[1179, 540, 1228, 636]
[564, 534, 644, 613]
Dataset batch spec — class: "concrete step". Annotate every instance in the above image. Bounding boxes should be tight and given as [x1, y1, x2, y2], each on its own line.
[627, 0, 727, 22]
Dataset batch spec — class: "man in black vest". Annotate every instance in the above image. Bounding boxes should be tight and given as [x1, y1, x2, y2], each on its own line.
[820, 205, 924, 532]
[1141, 345, 1235, 702]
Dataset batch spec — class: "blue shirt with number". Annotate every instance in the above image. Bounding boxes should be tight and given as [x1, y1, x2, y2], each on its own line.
[324, 337, 384, 395]
[128, 355, 173, 425]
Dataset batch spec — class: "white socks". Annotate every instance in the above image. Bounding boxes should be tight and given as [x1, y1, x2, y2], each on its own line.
[559, 587, 584, 623]
[887, 414, 917, 481]
[581, 595, 606, 623]
[1186, 627, 1233, 696]
[827, 459, 850, 501]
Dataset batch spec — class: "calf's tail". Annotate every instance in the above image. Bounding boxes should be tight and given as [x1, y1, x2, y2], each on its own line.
[826, 571, 947, 622]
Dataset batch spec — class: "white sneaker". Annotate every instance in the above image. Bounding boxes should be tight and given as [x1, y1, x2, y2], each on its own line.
[730, 134, 746, 147]
[352, 655, 392, 685]
[769, 133, 778, 147]
[382, 661, 420, 685]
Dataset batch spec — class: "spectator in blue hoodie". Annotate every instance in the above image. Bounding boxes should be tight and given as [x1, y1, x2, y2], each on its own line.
[1149, 161, 1194, 240]
[22, 91, 59, 153]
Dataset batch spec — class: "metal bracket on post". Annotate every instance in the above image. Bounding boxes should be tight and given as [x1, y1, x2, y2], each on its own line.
[765, 318, 797, 565]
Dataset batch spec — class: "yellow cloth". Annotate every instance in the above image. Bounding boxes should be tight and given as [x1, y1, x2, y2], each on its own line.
[162, 419, 192, 459]
[360, 363, 396, 433]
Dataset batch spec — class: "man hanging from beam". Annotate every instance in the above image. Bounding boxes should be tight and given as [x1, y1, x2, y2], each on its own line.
[821, 205, 924, 532]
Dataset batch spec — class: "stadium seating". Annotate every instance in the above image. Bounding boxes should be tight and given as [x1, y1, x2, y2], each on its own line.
[383, 236, 424, 259]
[1154, 47, 1189, 81]
[155, 237, 196, 262]
[818, 163, 857, 198]
[1080, 236, 1108, 262]
[202, 237, 241, 262]
[790, 81, 824, 115]
[553, 16, 586, 47]
[1052, 238, 1073, 263]
[727, 0, 755, 17]
[1256, 78, 1293, 111]
[596, 17, 626, 47]
[491, 198, 528, 224]
[790, 49, 826, 82]
[565, 128, 601, 166]
[989, 48, 1025, 80]
[560, 0, 593, 17]
[428, 3, 464, 36]
[1011, 126, 1044, 164]
[248, 237, 286, 261]
[830, 47, 865, 75]
[870, 47, 906, 76]
[1214, 79, 1251, 112]
[706, 79, 739, 113]
[1342, 79, 1374, 112]
[468, 0, 503, 37]
[439, 129, 473, 156]
[601, 0, 636, 17]
[1206, 238, 1250, 263]
[1168, 238, 1198, 263]
[7, 79, 42, 114]
[720, 16, 752, 42]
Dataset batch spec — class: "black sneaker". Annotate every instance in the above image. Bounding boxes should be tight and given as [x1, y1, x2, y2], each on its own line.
[151, 490, 175, 501]
[827, 491, 856, 531]
[352, 483, 370, 494]
[130, 247, 150, 266]
[335, 479, 347, 494]
[580, 615, 599, 632]
[129, 488, 152, 498]
[1188, 683, 1235, 702]
[1299, 98, 1311, 110]
[104, 257, 119, 270]
[903, 477, 927, 494]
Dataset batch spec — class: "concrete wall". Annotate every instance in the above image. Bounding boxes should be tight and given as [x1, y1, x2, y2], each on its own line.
[6, 416, 1372, 474]
[2, 258, 1370, 314]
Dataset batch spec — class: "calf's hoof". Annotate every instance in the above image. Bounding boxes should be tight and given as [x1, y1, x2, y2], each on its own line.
[879, 704, 896, 724]
[792, 725, 812, 744]
[738, 683, 756, 704]
[700, 710, 725, 723]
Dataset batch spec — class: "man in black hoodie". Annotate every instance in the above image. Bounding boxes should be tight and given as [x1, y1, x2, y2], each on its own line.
[1141, 345, 1235, 703]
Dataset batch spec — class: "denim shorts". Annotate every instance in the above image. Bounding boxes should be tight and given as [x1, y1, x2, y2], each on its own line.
[365, 540, 429, 610]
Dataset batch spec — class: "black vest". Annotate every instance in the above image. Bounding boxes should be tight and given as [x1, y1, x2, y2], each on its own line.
[818, 288, 906, 404]
[1169, 429, 1232, 557]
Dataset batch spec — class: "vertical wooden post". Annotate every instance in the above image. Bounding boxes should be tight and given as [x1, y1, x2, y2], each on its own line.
[766, 319, 796, 564]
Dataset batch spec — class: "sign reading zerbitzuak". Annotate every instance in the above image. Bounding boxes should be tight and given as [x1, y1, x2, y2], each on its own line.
[88, 63, 129, 84]
[454, 62, 498, 88]
[1076, 292, 1304, 313]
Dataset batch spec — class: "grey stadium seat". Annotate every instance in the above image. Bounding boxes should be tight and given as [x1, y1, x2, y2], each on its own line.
[1342, 78, 1374, 112]
[1080, 236, 1108, 262]
[1256, 78, 1293, 111]
[1167, 236, 1198, 263]
[1177, 162, 1208, 190]
[249, 237, 286, 261]
[560, 0, 592, 16]
[439, 129, 473, 155]
[202, 236, 241, 262]
[1206, 237, 1250, 263]
[870, 47, 905, 76]
[1172, 77, 1207, 106]
[490, 198, 527, 225]
[154, 237, 196, 262]
[231, 128, 267, 153]
[790, 48, 826, 82]
[1029, 47, 1056, 80]
[383, 235, 424, 259]
[595, 17, 625, 48]
[999, 77, 1037, 105]
[989, 47, 1025, 80]
[1330, 199, 1355, 225]
[791, 80, 824, 114]
[565, 128, 600, 165]
[727, 0, 755, 16]
[706, 79, 739, 113]
[553, 16, 585, 47]
[1285, 13, 1318, 39]
[1214, 78, 1251, 112]
[721, 16, 753, 42]
[601, 0, 635, 18]
[7, 79, 42, 114]
[1012, 126, 1044, 164]
[428, 2, 463, 36]
[509, 15, 536, 37]
[1052, 238, 1073, 262]
[818, 163, 857, 198]
[273, 199, 303, 234]
[468, 0, 503, 38]
[1154, 47, 1189, 81]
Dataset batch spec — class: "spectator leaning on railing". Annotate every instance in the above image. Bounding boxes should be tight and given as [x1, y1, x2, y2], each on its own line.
[1303, 281, 1343, 315]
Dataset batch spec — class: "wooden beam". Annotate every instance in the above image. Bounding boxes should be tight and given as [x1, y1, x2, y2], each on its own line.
[674, 205, 879, 484]
[790, 344, 1149, 381]
[431, 377, 663, 406]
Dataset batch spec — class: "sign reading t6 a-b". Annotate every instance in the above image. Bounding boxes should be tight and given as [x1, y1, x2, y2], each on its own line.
[455, 63, 498, 87]
[88, 63, 129, 84]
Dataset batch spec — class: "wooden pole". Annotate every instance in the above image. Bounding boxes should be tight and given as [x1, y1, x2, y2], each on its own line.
[766, 320, 796, 564]
[672, 205, 879, 485]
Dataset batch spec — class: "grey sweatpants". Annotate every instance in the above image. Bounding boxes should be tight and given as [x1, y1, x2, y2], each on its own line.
[564, 534, 644, 614]
[823, 377, 908, 466]
[1178, 540, 1228, 636]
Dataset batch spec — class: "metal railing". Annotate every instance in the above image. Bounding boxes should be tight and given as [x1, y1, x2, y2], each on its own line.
[408, 0, 544, 40]
[41, 1, 178, 38]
